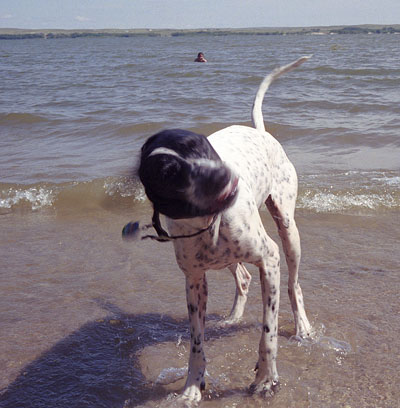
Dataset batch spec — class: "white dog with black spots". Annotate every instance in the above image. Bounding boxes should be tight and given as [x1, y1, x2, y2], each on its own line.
[138, 56, 313, 404]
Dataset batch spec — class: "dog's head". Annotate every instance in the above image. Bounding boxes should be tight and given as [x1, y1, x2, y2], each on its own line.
[138, 129, 238, 219]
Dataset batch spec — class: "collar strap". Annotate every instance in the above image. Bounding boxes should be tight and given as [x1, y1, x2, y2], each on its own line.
[142, 210, 218, 242]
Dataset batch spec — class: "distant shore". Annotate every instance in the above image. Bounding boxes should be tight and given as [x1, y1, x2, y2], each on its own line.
[1, 24, 400, 40]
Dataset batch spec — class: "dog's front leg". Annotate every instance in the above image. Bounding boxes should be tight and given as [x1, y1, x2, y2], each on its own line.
[250, 239, 280, 395]
[180, 273, 208, 403]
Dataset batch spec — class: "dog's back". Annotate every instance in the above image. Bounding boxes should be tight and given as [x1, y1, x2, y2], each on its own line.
[208, 125, 292, 209]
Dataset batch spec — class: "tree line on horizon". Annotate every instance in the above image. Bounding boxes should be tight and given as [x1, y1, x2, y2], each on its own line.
[1, 25, 399, 40]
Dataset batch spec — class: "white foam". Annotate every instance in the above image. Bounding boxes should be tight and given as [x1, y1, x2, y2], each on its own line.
[155, 366, 187, 385]
[0, 186, 55, 210]
[289, 323, 352, 355]
[372, 175, 400, 186]
[297, 191, 397, 213]
[103, 177, 146, 201]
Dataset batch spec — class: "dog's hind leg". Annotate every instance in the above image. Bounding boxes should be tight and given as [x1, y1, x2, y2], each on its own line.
[179, 273, 208, 403]
[225, 263, 252, 324]
[266, 195, 312, 338]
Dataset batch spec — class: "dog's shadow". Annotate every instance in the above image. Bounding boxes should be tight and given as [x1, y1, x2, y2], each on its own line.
[0, 300, 250, 408]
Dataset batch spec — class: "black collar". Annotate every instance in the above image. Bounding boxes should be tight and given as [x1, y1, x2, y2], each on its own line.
[142, 210, 218, 242]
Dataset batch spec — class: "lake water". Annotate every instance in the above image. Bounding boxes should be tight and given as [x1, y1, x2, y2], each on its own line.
[0, 33, 399, 407]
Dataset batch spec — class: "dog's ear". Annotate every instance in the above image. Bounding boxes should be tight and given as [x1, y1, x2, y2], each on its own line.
[139, 154, 191, 198]
[157, 156, 186, 182]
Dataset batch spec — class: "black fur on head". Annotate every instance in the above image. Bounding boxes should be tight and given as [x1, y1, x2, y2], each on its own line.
[138, 129, 238, 219]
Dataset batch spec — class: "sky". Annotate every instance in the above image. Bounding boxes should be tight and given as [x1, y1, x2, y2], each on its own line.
[0, 0, 399, 30]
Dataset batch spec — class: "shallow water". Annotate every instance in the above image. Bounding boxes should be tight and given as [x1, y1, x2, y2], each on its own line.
[1, 33, 399, 407]
[1, 208, 399, 407]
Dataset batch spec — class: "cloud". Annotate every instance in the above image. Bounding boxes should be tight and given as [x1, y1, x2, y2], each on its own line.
[75, 16, 91, 22]
[1, 14, 13, 19]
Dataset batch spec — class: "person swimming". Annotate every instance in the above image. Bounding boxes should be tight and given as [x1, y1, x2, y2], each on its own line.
[194, 52, 207, 62]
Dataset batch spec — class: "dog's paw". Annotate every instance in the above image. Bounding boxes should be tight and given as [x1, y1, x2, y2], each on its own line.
[298, 324, 315, 339]
[291, 322, 319, 344]
[174, 396, 199, 408]
[249, 378, 280, 397]
[294, 316, 315, 339]
[217, 316, 242, 328]
[175, 384, 202, 407]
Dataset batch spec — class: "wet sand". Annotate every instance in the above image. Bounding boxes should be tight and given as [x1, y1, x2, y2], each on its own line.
[1, 206, 399, 407]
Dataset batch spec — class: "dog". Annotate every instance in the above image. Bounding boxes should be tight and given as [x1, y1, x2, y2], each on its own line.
[138, 56, 313, 403]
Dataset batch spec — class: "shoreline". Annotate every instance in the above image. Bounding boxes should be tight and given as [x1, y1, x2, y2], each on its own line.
[1, 24, 400, 40]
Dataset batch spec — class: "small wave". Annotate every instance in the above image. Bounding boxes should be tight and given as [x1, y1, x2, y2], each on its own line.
[0, 112, 48, 125]
[0, 185, 55, 211]
[371, 174, 400, 186]
[104, 177, 146, 201]
[115, 122, 167, 137]
[313, 65, 400, 77]
[283, 100, 393, 115]
[113, 63, 137, 70]
[297, 170, 400, 214]
[297, 190, 398, 213]
[165, 71, 204, 78]
[2, 172, 398, 215]
[0, 177, 146, 213]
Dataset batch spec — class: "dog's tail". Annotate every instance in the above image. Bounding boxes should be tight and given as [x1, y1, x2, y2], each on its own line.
[251, 55, 312, 132]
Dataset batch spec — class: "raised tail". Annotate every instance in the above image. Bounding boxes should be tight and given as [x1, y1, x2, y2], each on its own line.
[251, 55, 312, 132]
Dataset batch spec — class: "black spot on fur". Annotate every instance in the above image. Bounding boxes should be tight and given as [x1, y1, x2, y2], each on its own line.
[188, 304, 197, 314]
